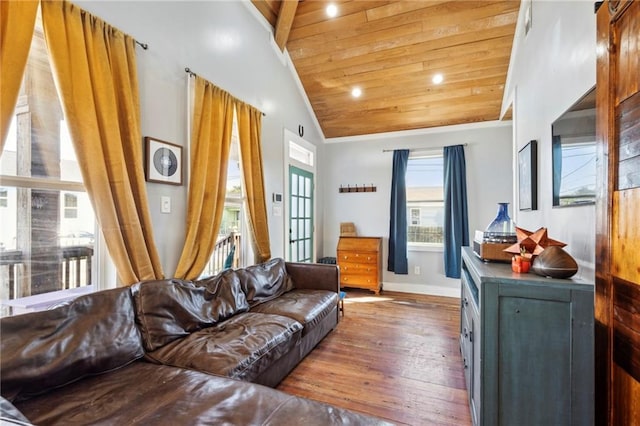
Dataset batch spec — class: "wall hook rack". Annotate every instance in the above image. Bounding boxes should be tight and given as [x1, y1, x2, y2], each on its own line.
[339, 184, 377, 193]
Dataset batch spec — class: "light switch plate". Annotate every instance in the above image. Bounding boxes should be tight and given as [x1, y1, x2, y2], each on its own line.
[161, 196, 171, 214]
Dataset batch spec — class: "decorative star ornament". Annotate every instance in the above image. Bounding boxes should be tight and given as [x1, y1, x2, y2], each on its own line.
[504, 227, 566, 256]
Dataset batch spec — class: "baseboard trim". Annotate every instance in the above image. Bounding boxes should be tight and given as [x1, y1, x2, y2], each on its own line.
[382, 281, 460, 298]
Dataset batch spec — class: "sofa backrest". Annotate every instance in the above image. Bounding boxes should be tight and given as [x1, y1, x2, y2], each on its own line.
[131, 278, 249, 352]
[0, 287, 144, 402]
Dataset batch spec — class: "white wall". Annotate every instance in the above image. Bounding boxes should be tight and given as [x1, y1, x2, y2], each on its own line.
[322, 123, 513, 297]
[504, 0, 596, 280]
[74, 1, 325, 276]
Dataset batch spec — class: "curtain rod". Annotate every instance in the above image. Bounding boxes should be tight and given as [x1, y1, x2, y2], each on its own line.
[184, 68, 266, 116]
[382, 143, 468, 153]
[135, 40, 148, 50]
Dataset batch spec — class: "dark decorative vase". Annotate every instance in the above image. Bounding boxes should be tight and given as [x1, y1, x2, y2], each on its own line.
[484, 202, 516, 243]
[531, 246, 578, 279]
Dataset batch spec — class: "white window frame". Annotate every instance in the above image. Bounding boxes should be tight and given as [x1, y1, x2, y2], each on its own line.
[0, 15, 113, 314]
[406, 152, 444, 252]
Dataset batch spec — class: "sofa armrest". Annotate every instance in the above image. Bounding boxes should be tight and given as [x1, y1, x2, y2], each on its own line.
[285, 262, 339, 293]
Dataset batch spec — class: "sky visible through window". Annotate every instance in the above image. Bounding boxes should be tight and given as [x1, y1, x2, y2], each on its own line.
[406, 156, 443, 188]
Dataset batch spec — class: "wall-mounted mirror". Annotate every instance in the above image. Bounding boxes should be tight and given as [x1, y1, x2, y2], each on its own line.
[552, 86, 596, 207]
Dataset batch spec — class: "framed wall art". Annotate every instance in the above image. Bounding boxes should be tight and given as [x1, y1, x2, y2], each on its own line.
[144, 137, 183, 185]
[518, 140, 538, 210]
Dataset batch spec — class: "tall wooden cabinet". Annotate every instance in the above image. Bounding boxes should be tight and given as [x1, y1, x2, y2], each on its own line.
[336, 236, 382, 294]
[460, 247, 594, 426]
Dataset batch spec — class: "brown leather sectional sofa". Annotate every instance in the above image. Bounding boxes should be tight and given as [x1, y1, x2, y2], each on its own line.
[0, 259, 392, 425]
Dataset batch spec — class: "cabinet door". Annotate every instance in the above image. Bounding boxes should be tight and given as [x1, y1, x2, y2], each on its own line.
[470, 302, 481, 426]
[461, 304, 472, 390]
[496, 289, 572, 425]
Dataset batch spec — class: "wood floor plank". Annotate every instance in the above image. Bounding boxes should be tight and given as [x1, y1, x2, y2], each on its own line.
[277, 290, 472, 425]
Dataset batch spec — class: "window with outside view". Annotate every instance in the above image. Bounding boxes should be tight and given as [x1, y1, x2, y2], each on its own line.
[201, 113, 244, 277]
[406, 155, 444, 245]
[0, 14, 98, 314]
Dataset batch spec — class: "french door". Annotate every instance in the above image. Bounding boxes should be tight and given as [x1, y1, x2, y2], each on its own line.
[288, 166, 313, 263]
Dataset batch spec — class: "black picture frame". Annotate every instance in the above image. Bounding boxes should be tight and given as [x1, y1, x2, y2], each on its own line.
[518, 140, 537, 211]
[144, 137, 183, 185]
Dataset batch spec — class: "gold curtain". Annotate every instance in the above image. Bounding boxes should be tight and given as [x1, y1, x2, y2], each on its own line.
[41, 0, 163, 285]
[174, 76, 234, 280]
[0, 0, 39, 150]
[237, 102, 271, 263]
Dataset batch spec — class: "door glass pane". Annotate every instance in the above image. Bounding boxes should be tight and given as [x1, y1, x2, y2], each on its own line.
[305, 177, 311, 197]
[305, 199, 311, 217]
[291, 197, 298, 219]
[305, 219, 311, 238]
[291, 175, 298, 196]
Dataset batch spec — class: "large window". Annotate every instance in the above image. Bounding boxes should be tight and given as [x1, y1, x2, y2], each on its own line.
[1, 16, 98, 314]
[406, 155, 444, 246]
[202, 113, 246, 277]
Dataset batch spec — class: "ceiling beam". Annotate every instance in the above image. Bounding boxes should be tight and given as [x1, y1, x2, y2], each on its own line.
[274, 0, 299, 51]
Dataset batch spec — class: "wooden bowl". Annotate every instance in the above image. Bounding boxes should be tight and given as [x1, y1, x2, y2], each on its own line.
[531, 246, 578, 279]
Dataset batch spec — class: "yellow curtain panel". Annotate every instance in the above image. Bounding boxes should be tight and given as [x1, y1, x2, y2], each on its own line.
[237, 102, 271, 263]
[41, 0, 164, 285]
[174, 76, 234, 280]
[0, 0, 38, 149]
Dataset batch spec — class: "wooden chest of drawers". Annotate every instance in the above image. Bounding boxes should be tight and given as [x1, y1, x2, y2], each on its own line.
[336, 236, 382, 294]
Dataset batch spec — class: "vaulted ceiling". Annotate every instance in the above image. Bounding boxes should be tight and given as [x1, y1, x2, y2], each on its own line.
[251, 0, 520, 139]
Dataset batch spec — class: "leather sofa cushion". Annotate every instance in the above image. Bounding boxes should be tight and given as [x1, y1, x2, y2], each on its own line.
[13, 362, 393, 425]
[145, 312, 303, 382]
[250, 289, 338, 336]
[132, 278, 249, 352]
[233, 258, 293, 307]
[0, 288, 144, 402]
[1, 397, 33, 425]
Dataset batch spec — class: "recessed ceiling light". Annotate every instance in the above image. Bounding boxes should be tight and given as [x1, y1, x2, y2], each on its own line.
[326, 4, 338, 18]
[432, 73, 444, 84]
[351, 87, 362, 98]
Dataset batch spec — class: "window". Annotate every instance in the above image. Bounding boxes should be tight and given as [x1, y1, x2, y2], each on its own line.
[202, 112, 246, 277]
[1, 14, 98, 314]
[63, 193, 78, 219]
[410, 208, 421, 226]
[406, 155, 444, 246]
[289, 140, 314, 167]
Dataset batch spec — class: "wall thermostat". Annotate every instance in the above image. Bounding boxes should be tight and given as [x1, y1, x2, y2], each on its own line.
[273, 193, 283, 203]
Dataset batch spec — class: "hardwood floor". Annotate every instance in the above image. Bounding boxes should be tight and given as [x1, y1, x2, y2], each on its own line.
[277, 290, 472, 425]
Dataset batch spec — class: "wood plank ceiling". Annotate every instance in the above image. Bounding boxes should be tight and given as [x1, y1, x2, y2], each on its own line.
[251, 0, 520, 138]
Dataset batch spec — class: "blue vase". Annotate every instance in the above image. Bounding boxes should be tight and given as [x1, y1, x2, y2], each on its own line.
[484, 202, 516, 243]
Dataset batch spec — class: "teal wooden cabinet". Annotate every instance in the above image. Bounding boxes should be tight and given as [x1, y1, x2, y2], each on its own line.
[460, 247, 594, 426]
